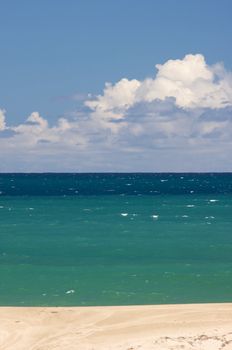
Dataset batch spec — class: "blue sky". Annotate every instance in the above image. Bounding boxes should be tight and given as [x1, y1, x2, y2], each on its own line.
[1, 0, 232, 171]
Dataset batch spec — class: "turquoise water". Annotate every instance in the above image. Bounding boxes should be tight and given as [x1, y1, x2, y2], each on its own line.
[0, 173, 232, 306]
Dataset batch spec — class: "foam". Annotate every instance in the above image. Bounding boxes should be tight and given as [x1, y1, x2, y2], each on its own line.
[151, 214, 159, 219]
[65, 290, 75, 294]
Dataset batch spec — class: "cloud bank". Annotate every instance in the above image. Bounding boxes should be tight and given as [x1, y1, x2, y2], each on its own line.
[1, 54, 232, 172]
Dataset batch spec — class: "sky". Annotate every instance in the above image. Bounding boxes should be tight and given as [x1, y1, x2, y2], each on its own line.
[0, 0, 232, 172]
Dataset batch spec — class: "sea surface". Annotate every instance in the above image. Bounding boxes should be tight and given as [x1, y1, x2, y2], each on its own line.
[0, 173, 232, 306]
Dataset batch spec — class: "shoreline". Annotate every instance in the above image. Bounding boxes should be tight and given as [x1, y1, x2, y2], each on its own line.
[1, 303, 232, 349]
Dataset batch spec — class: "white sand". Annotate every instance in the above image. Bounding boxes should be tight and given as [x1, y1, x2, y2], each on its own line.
[0, 303, 232, 349]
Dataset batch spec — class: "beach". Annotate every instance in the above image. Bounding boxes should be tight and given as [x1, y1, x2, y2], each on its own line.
[1, 303, 232, 349]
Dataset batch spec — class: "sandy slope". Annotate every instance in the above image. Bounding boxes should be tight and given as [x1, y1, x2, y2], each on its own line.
[0, 304, 232, 349]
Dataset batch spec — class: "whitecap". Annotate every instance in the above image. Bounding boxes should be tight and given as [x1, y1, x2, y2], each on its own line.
[65, 289, 75, 294]
[186, 205, 195, 208]
[121, 213, 128, 217]
[151, 214, 159, 219]
[209, 199, 219, 203]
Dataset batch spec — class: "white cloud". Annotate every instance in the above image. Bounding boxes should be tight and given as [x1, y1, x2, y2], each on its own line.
[13, 112, 48, 136]
[85, 54, 232, 125]
[85, 78, 141, 132]
[1, 54, 232, 171]
[86, 78, 141, 113]
[0, 109, 6, 131]
[5, 112, 86, 148]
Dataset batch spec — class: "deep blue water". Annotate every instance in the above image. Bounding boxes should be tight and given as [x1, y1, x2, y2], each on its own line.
[0, 173, 232, 195]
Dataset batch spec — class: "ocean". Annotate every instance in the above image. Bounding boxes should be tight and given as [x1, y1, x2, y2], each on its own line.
[0, 173, 232, 306]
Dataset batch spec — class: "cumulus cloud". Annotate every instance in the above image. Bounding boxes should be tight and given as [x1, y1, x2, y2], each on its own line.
[85, 54, 232, 126]
[1, 54, 232, 171]
[1, 111, 86, 149]
[0, 109, 6, 131]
